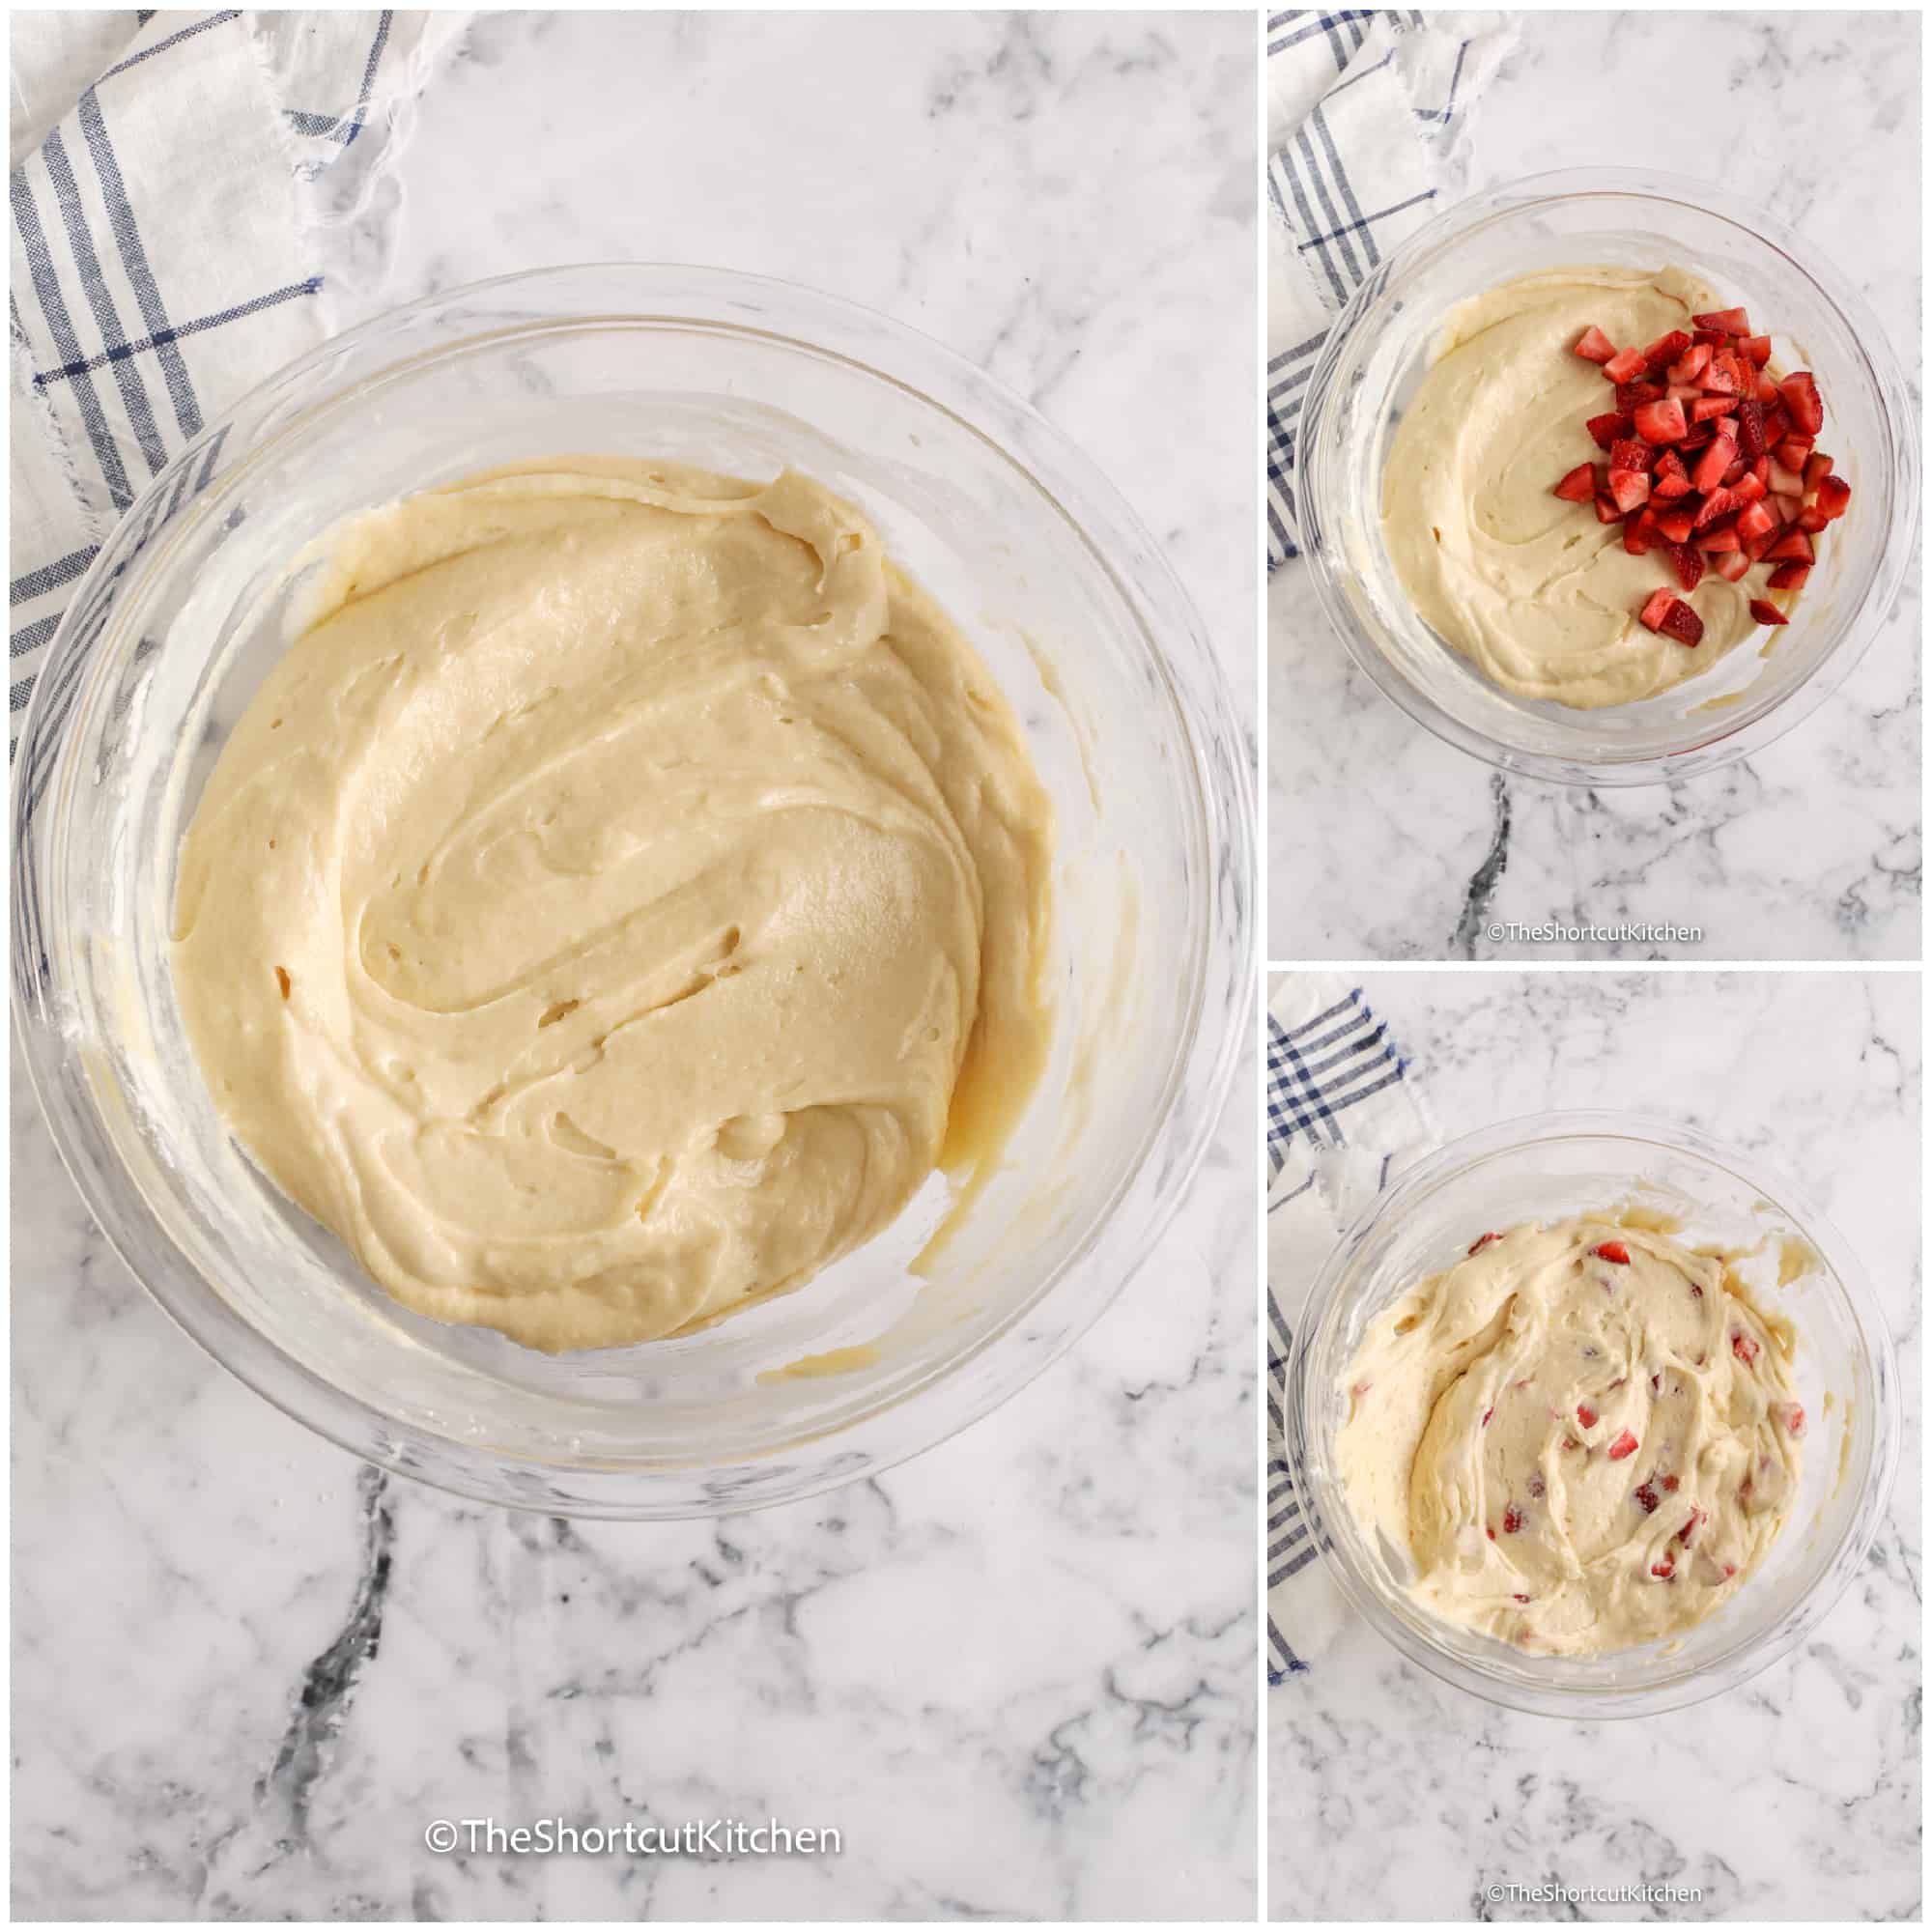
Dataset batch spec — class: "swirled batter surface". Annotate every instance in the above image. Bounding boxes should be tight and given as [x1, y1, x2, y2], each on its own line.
[173, 460, 1054, 1352]
[1383, 266, 1774, 709]
[1338, 1215, 1804, 1656]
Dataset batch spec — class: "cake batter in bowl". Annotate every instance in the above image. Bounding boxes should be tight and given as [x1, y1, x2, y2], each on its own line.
[1286, 1113, 1896, 1717]
[12, 265, 1253, 1518]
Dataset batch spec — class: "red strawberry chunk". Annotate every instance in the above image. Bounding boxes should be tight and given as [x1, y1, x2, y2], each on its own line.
[1736, 500, 1776, 541]
[1731, 471, 1767, 506]
[1779, 370, 1824, 435]
[1607, 1430, 1639, 1461]
[1594, 494, 1623, 525]
[1765, 528, 1815, 564]
[1776, 1401, 1806, 1437]
[1603, 347, 1648, 384]
[1732, 1329, 1761, 1365]
[1652, 471, 1693, 503]
[1661, 1474, 1681, 1492]
[1651, 1559, 1676, 1579]
[1623, 517, 1654, 556]
[1574, 325, 1618, 363]
[1502, 1504, 1523, 1534]
[1634, 1482, 1660, 1513]
[1586, 411, 1633, 449]
[1697, 526, 1740, 554]
[1713, 551, 1749, 582]
[1816, 473, 1852, 520]
[1468, 1231, 1501, 1254]
[1740, 334, 1773, 366]
[1676, 1508, 1707, 1548]
[1576, 1403, 1600, 1430]
[1767, 562, 1811, 591]
[1659, 600, 1704, 646]
[1636, 589, 1676, 635]
[1693, 306, 1751, 334]
[1749, 599, 1788, 628]
[1795, 505, 1830, 534]
[1552, 463, 1598, 502]
[1634, 398, 1687, 443]
[1692, 485, 1737, 530]
[1690, 394, 1736, 423]
[1527, 1473, 1547, 1498]
[1615, 379, 1665, 413]
[1592, 1240, 1631, 1264]
[1608, 438, 1651, 474]
[1607, 469, 1651, 514]
[1699, 355, 1741, 396]
[1667, 542, 1704, 590]
[1735, 397, 1767, 463]
[1691, 436, 1737, 493]
[1666, 344, 1712, 384]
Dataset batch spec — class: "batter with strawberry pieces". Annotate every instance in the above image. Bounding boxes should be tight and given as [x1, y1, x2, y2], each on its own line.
[1337, 1215, 1806, 1657]
[1383, 266, 1847, 709]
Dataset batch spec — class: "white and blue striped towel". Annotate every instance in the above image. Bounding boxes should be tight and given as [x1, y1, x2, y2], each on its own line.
[1264, 9, 1514, 567]
[9, 9, 464, 751]
[1266, 975, 1434, 1683]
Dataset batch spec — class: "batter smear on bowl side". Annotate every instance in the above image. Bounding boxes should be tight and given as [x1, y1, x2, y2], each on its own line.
[172, 459, 1055, 1352]
[1338, 1215, 1805, 1656]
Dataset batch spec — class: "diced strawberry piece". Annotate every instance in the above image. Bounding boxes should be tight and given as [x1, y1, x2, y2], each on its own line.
[1715, 416, 1739, 441]
[1732, 1329, 1761, 1365]
[1502, 1504, 1523, 1533]
[1748, 598, 1788, 627]
[1468, 1232, 1500, 1254]
[1615, 379, 1665, 412]
[1667, 542, 1704, 590]
[1676, 1508, 1707, 1548]
[1697, 526, 1741, 554]
[1552, 463, 1598, 502]
[1651, 1558, 1675, 1580]
[1661, 1474, 1681, 1492]
[1634, 1482, 1660, 1514]
[1767, 561, 1811, 591]
[1690, 394, 1736, 424]
[1586, 411, 1632, 449]
[1776, 1401, 1806, 1437]
[1756, 373, 1779, 403]
[1762, 402, 1791, 444]
[1652, 471, 1693, 503]
[1732, 472, 1767, 506]
[1736, 500, 1776, 541]
[1694, 306, 1751, 334]
[1719, 460, 1747, 489]
[1692, 486, 1737, 530]
[1700, 355, 1740, 396]
[1634, 397, 1687, 443]
[1678, 424, 1715, 454]
[1775, 434, 1815, 466]
[1714, 551, 1749, 582]
[1623, 518, 1653, 556]
[1744, 531, 1776, 564]
[1573, 325, 1618, 363]
[1691, 436, 1737, 493]
[1643, 329, 1692, 371]
[1656, 509, 1697, 546]
[1659, 600, 1704, 646]
[1607, 469, 1651, 514]
[1740, 334, 1773, 366]
[1803, 451, 1834, 494]
[1635, 592, 1676, 637]
[1779, 370, 1824, 435]
[1607, 1430, 1639, 1461]
[1723, 1563, 1738, 1578]
[1608, 438, 1651, 474]
[1594, 494, 1623, 525]
[1603, 347, 1648, 384]
[1593, 1241, 1631, 1264]
[1666, 344, 1712, 384]
[1655, 448, 1688, 481]
[1816, 473, 1852, 520]
[1527, 1473, 1547, 1499]
[1795, 505, 1829, 533]
[1770, 463, 1806, 501]
[1735, 398, 1766, 463]
[1765, 528, 1815, 564]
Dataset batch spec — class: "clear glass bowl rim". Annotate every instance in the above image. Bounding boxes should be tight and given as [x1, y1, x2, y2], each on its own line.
[1284, 1106, 1901, 1717]
[10, 261, 1257, 1519]
[1295, 165, 1919, 788]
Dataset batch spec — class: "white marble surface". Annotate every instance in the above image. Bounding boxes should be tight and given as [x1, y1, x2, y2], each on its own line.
[1267, 11, 1923, 961]
[1266, 969, 1922, 1920]
[11, 14, 1258, 1920]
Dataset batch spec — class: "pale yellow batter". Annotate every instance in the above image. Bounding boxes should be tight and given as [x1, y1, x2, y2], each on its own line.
[172, 459, 1054, 1352]
[1338, 1215, 1804, 1656]
[1383, 266, 1781, 709]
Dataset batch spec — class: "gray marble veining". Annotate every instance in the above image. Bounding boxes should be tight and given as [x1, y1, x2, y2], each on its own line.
[1268, 10, 1923, 961]
[1266, 969, 1922, 1920]
[11, 12, 1259, 1919]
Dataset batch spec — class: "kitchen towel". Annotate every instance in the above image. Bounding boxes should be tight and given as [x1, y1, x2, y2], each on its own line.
[10, 9, 465, 751]
[1266, 973, 1434, 1682]
[1264, 9, 1514, 567]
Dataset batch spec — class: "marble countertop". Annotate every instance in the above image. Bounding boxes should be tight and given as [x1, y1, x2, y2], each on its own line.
[12, 13, 1258, 1919]
[1267, 10, 1923, 961]
[1266, 968, 1922, 1920]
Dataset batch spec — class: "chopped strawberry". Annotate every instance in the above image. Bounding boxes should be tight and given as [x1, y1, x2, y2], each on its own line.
[1723, 1563, 1738, 1578]
[1651, 1558, 1676, 1580]
[1802, 450, 1834, 493]
[1634, 1482, 1660, 1514]
[1576, 1402, 1600, 1430]
[1690, 394, 1736, 424]
[1776, 1401, 1806, 1436]
[1778, 370, 1824, 435]
[1748, 598, 1788, 628]
[1713, 551, 1749, 582]
[1699, 355, 1740, 397]
[1608, 469, 1651, 514]
[1634, 397, 1688, 443]
[1615, 379, 1665, 413]
[1736, 500, 1776, 541]
[1593, 1240, 1631, 1264]
[1603, 347, 1648, 384]
[1735, 397, 1766, 463]
[1659, 599, 1704, 645]
[1468, 1231, 1501, 1254]
[1606, 1430, 1639, 1461]
[1586, 410, 1633, 448]
[1643, 328, 1692, 370]
[1656, 508, 1697, 545]
[1794, 504, 1830, 534]
[1527, 1472, 1547, 1499]
[1482, 1406, 1494, 1426]
[1574, 324, 1618, 363]
[1765, 527, 1815, 564]
[1740, 334, 1773, 366]
[1661, 1473, 1681, 1492]
[1666, 344, 1713, 384]
[1636, 590, 1677, 635]
[1678, 422, 1715, 453]
[1667, 541, 1704, 590]
[1676, 1508, 1707, 1547]
[1623, 517, 1654, 556]
[1693, 485, 1738, 530]
[1719, 460, 1747, 489]
[1731, 471, 1767, 506]
[1552, 463, 1598, 502]
[1608, 438, 1651, 473]
[1594, 494, 1623, 525]
[1693, 306, 1751, 334]
[1762, 402, 1791, 444]
[1767, 561, 1811, 591]
[1816, 473, 1851, 520]
[1691, 327, 1729, 349]
[1697, 526, 1741, 554]
[1732, 1329, 1761, 1365]
[1513, 1592, 1531, 1604]
[1770, 461, 1807, 499]
[1756, 372, 1779, 403]
[1775, 434, 1815, 468]
[1691, 436, 1737, 494]
[1652, 470, 1694, 503]
[1502, 1504, 1523, 1533]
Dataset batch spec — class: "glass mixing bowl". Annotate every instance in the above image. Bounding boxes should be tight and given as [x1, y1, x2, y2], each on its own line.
[1285, 1112, 1898, 1717]
[1296, 167, 1918, 786]
[12, 264, 1253, 1519]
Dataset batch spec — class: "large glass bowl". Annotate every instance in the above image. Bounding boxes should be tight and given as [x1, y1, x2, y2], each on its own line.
[1284, 1112, 1898, 1717]
[11, 264, 1253, 1519]
[1296, 167, 1918, 786]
